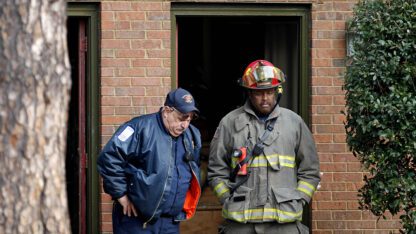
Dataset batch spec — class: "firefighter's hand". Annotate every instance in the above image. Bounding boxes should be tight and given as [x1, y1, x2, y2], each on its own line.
[118, 195, 138, 217]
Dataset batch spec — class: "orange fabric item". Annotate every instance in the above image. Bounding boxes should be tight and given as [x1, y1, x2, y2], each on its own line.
[183, 172, 201, 219]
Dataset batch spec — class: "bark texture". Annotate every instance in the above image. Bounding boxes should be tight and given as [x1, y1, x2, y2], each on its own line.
[0, 0, 71, 233]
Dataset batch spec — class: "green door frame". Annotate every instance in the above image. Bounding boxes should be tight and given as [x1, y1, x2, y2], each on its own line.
[171, 3, 311, 124]
[67, 3, 100, 234]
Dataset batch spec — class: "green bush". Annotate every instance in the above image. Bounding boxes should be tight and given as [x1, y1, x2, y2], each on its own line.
[344, 0, 416, 232]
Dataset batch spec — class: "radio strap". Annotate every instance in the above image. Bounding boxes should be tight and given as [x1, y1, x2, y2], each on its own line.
[229, 117, 277, 186]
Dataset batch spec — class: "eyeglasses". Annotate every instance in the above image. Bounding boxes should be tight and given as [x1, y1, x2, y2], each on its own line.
[171, 107, 198, 121]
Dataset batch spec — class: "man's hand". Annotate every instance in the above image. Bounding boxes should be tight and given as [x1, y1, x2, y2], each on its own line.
[118, 195, 138, 217]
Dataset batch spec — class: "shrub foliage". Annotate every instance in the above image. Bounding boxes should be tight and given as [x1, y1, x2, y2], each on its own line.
[344, 0, 416, 232]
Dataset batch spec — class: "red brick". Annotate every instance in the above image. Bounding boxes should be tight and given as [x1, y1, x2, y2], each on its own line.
[317, 105, 344, 114]
[132, 2, 163, 11]
[101, 68, 115, 77]
[312, 115, 332, 124]
[115, 30, 145, 39]
[101, 77, 131, 86]
[333, 191, 359, 200]
[332, 211, 362, 220]
[145, 86, 170, 96]
[147, 31, 170, 40]
[347, 162, 362, 172]
[312, 58, 332, 67]
[313, 2, 333, 11]
[101, 20, 116, 30]
[334, 2, 356, 11]
[333, 114, 346, 124]
[101, 87, 115, 96]
[320, 162, 347, 172]
[101, 107, 115, 116]
[101, 213, 112, 222]
[376, 220, 402, 229]
[319, 182, 347, 191]
[131, 21, 162, 30]
[316, 48, 345, 59]
[316, 220, 347, 229]
[147, 49, 170, 58]
[312, 39, 332, 48]
[315, 124, 345, 133]
[147, 11, 170, 21]
[102, 40, 130, 49]
[312, 96, 332, 105]
[102, 96, 131, 106]
[334, 134, 346, 143]
[131, 39, 162, 49]
[313, 20, 333, 30]
[311, 77, 333, 86]
[116, 11, 145, 20]
[132, 97, 165, 106]
[132, 59, 162, 67]
[117, 68, 146, 77]
[313, 86, 344, 95]
[101, 116, 132, 125]
[319, 153, 333, 162]
[333, 153, 355, 162]
[115, 87, 145, 96]
[313, 210, 332, 220]
[347, 220, 376, 229]
[131, 77, 162, 86]
[314, 134, 332, 143]
[101, 58, 130, 67]
[116, 50, 145, 58]
[333, 172, 363, 182]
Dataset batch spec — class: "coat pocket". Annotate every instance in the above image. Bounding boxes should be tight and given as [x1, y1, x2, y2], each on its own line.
[271, 187, 303, 223]
[222, 186, 251, 223]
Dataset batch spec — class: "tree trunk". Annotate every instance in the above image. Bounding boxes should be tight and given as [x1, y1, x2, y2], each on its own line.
[0, 0, 71, 233]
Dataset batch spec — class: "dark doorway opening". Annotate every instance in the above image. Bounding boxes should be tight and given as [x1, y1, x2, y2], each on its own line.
[177, 16, 301, 144]
[66, 17, 87, 234]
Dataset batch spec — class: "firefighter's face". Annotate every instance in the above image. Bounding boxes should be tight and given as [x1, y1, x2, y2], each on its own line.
[162, 107, 194, 137]
[248, 88, 277, 115]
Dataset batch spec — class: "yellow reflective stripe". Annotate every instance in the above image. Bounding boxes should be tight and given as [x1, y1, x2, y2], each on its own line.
[223, 207, 302, 223]
[279, 155, 295, 168]
[297, 181, 316, 197]
[213, 181, 229, 197]
[229, 154, 295, 168]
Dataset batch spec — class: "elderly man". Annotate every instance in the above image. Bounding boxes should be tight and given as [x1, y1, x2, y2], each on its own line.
[98, 88, 202, 234]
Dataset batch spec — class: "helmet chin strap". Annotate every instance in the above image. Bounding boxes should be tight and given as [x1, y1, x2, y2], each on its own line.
[276, 85, 283, 105]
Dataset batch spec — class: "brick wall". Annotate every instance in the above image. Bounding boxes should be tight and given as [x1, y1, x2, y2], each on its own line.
[98, 0, 403, 233]
[310, 0, 402, 233]
[100, 1, 171, 233]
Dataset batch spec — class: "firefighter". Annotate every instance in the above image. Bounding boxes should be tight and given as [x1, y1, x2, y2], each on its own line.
[208, 60, 320, 233]
[98, 88, 202, 234]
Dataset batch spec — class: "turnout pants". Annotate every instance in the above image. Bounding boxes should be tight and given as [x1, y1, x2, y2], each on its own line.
[219, 220, 309, 234]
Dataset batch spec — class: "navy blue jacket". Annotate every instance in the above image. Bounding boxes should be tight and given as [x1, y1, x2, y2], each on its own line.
[97, 111, 202, 225]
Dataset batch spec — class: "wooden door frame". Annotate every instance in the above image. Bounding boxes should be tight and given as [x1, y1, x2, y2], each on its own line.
[67, 3, 100, 234]
[171, 3, 311, 124]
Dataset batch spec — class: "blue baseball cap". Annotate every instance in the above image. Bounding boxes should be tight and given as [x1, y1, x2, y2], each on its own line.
[164, 88, 199, 114]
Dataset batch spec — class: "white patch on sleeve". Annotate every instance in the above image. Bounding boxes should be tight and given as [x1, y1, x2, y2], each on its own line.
[117, 126, 134, 142]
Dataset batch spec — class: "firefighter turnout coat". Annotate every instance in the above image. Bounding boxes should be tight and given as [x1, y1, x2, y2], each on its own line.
[208, 101, 320, 224]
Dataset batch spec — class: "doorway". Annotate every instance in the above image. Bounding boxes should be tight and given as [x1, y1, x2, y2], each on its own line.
[66, 4, 100, 234]
[172, 3, 311, 233]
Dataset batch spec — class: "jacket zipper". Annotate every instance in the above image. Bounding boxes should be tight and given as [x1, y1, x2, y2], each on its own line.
[142, 138, 173, 228]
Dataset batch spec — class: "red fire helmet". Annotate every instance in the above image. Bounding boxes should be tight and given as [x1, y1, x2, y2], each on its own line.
[240, 60, 286, 90]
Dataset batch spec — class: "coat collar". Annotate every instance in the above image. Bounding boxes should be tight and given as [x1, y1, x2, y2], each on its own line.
[234, 100, 281, 132]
